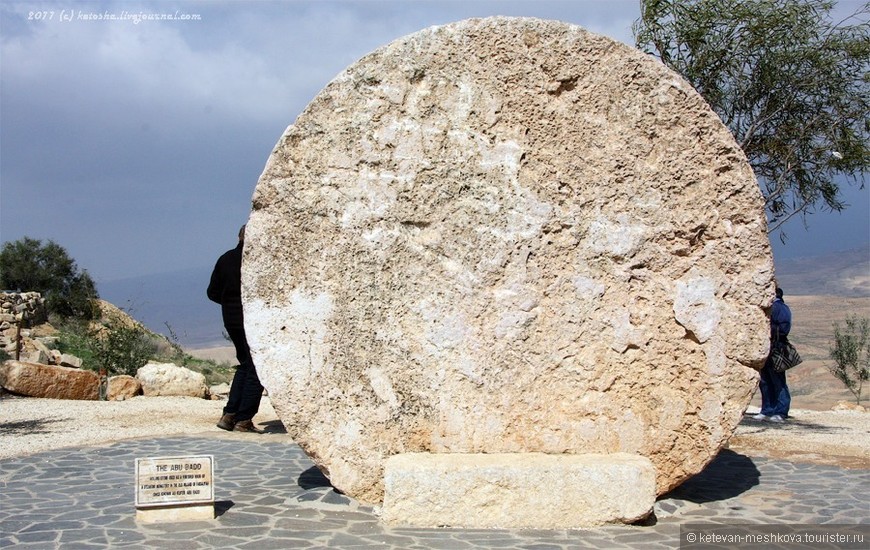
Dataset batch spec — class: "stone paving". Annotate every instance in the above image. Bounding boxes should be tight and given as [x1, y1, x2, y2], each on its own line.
[1, 427, 868, 549]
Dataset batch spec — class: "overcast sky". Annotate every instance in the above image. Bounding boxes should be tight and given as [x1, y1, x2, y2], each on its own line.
[1, 0, 867, 285]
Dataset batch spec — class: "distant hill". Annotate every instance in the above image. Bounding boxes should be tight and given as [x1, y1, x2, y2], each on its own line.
[98, 246, 869, 350]
[98, 266, 226, 348]
[774, 246, 869, 297]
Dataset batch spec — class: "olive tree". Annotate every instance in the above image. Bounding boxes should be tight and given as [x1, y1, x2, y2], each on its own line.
[633, 0, 869, 236]
[0, 237, 100, 319]
[829, 315, 869, 404]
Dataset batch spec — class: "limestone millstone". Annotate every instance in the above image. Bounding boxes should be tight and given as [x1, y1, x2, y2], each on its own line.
[243, 17, 774, 504]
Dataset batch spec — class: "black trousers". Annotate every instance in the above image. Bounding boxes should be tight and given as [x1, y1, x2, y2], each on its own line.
[222, 324, 263, 422]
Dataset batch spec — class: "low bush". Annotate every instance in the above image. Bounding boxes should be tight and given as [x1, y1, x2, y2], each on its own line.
[828, 315, 870, 405]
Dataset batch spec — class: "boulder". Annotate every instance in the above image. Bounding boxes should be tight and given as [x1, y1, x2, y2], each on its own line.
[36, 336, 59, 349]
[209, 382, 230, 400]
[23, 338, 53, 365]
[242, 17, 773, 504]
[21, 349, 50, 365]
[0, 360, 99, 400]
[108, 375, 142, 401]
[832, 401, 866, 413]
[136, 362, 208, 398]
[59, 353, 83, 369]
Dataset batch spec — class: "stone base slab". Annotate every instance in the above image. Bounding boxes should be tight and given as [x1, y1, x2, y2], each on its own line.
[136, 504, 214, 524]
[382, 452, 655, 529]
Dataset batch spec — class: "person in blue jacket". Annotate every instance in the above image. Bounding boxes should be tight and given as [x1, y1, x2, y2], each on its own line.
[755, 287, 792, 423]
[208, 225, 265, 433]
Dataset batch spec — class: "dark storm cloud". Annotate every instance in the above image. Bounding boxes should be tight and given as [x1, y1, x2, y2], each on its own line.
[1, 0, 865, 283]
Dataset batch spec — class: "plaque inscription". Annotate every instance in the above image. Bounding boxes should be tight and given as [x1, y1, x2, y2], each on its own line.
[135, 455, 214, 508]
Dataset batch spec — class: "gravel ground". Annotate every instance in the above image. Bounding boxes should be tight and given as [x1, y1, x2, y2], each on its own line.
[0, 394, 289, 460]
[731, 406, 870, 468]
[1, 394, 868, 468]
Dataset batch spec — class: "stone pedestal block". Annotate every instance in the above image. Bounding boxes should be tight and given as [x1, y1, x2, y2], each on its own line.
[135, 504, 214, 524]
[382, 453, 655, 528]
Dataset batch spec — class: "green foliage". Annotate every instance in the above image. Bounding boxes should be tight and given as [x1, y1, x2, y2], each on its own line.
[57, 313, 155, 376]
[633, 0, 869, 236]
[0, 237, 100, 319]
[55, 317, 233, 385]
[90, 313, 156, 376]
[828, 315, 870, 404]
[56, 321, 97, 366]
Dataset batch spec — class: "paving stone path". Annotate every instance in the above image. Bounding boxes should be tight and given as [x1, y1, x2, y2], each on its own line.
[1, 430, 868, 549]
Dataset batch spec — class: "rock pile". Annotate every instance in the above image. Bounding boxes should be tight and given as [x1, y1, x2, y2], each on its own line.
[0, 296, 210, 401]
[0, 359, 211, 401]
[1, 292, 49, 359]
[242, 17, 774, 504]
[0, 292, 47, 329]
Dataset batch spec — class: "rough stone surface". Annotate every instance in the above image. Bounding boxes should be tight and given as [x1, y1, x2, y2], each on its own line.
[382, 452, 655, 528]
[21, 348, 50, 365]
[108, 374, 142, 401]
[209, 382, 230, 400]
[136, 362, 208, 398]
[58, 353, 83, 369]
[243, 17, 774, 504]
[0, 360, 99, 400]
[832, 401, 866, 413]
[0, 292, 47, 326]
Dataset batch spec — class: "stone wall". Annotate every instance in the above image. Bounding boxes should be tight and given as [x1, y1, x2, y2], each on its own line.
[0, 292, 48, 329]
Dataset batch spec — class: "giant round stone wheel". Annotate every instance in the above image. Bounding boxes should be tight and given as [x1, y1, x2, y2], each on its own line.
[242, 17, 774, 504]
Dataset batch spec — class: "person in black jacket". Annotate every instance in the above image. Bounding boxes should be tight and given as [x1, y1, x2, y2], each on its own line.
[207, 225, 264, 433]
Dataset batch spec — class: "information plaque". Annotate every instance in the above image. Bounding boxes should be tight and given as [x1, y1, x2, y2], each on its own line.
[135, 455, 214, 521]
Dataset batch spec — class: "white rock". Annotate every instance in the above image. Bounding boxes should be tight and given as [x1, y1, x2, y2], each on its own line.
[209, 383, 230, 400]
[59, 354, 83, 369]
[136, 362, 207, 398]
[22, 350, 50, 365]
[243, 17, 773, 504]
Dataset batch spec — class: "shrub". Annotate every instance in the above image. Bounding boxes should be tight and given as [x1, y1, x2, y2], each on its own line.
[828, 315, 870, 405]
[89, 312, 156, 376]
[57, 313, 155, 376]
[57, 310, 234, 385]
